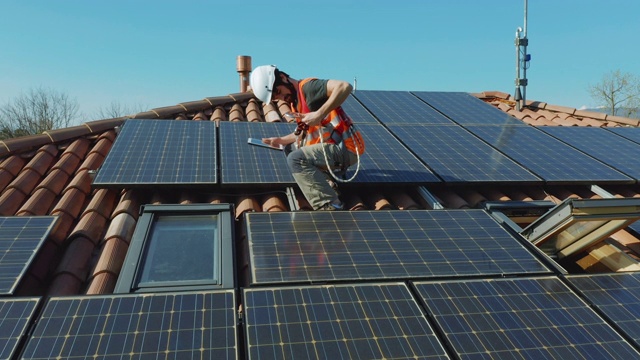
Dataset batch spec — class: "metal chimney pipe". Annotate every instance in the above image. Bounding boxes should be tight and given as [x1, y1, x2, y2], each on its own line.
[236, 55, 252, 92]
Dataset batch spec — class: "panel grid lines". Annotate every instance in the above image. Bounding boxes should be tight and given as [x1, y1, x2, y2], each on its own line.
[0, 216, 57, 295]
[353, 90, 455, 125]
[244, 283, 449, 359]
[0, 298, 40, 360]
[93, 119, 217, 186]
[22, 291, 237, 359]
[414, 277, 640, 359]
[247, 210, 551, 285]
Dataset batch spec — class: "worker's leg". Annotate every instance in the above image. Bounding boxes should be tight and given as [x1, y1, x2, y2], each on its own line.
[287, 143, 349, 210]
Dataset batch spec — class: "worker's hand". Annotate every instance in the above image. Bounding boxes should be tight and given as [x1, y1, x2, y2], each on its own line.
[262, 137, 283, 147]
[301, 111, 325, 127]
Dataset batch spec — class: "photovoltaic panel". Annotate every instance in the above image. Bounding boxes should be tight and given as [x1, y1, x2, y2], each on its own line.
[219, 121, 295, 185]
[243, 283, 449, 360]
[0, 298, 40, 360]
[607, 127, 640, 145]
[353, 90, 455, 125]
[465, 125, 633, 184]
[541, 126, 640, 180]
[339, 94, 382, 124]
[21, 290, 237, 359]
[0, 216, 57, 295]
[413, 91, 525, 125]
[386, 124, 541, 183]
[246, 210, 552, 285]
[568, 273, 640, 348]
[93, 119, 217, 186]
[346, 124, 441, 183]
[414, 277, 640, 359]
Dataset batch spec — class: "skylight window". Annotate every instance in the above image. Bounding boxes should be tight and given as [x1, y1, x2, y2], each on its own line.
[115, 204, 234, 293]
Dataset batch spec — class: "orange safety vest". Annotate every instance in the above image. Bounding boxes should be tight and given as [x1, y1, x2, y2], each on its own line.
[294, 78, 365, 155]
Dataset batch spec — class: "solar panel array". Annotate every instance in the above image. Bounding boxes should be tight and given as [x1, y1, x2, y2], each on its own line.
[0, 298, 40, 360]
[413, 91, 525, 125]
[219, 121, 295, 185]
[386, 124, 541, 183]
[465, 125, 633, 183]
[93, 119, 217, 187]
[607, 127, 640, 145]
[22, 290, 237, 359]
[243, 283, 449, 360]
[0, 216, 57, 295]
[246, 210, 551, 285]
[353, 90, 455, 125]
[541, 126, 640, 180]
[568, 273, 640, 348]
[339, 95, 383, 124]
[414, 277, 640, 359]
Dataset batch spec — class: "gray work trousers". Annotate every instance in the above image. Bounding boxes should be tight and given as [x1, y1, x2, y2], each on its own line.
[287, 143, 358, 210]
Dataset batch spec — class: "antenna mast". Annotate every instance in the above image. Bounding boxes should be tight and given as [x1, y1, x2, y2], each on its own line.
[515, 0, 530, 111]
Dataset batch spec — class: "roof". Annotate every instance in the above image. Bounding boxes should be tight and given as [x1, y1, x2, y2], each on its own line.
[2, 87, 640, 358]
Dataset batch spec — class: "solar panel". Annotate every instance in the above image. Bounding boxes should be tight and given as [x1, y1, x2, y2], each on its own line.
[541, 127, 640, 180]
[22, 290, 237, 359]
[568, 273, 640, 348]
[413, 91, 525, 125]
[339, 94, 382, 124]
[465, 125, 633, 184]
[246, 210, 552, 285]
[219, 121, 296, 185]
[243, 283, 449, 360]
[386, 124, 541, 183]
[93, 119, 217, 187]
[607, 127, 640, 145]
[353, 90, 455, 125]
[0, 298, 40, 360]
[0, 216, 57, 295]
[414, 277, 640, 359]
[346, 124, 441, 183]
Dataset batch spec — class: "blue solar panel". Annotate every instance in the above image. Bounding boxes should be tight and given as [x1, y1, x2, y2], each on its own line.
[22, 290, 237, 359]
[465, 125, 633, 184]
[413, 91, 525, 125]
[607, 127, 640, 145]
[0, 216, 57, 295]
[415, 277, 640, 359]
[339, 94, 382, 124]
[243, 283, 449, 359]
[93, 119, 217, 186]
[386, 124, 541, 183]
[0, 298, 40, 360]
[568, 273, 640, 348]
[219, 121, 295, 185]
[541, 127, 640, 180]
[347, 124, 441, 183]
[246, 210, 552, 285]
[353, 90, 455, 125]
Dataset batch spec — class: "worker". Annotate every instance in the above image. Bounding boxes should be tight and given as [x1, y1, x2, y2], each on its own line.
[249, 65, 365, 211]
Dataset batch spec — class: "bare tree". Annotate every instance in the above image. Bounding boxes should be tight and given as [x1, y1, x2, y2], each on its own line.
[0, 87, 80, 139]
[588, 70, 640, 118]
[94, 100, 147, 120]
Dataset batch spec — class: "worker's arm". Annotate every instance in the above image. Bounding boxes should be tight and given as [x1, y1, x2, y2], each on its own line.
[301, 80, 352, 127]
[262, 132, 297, 147]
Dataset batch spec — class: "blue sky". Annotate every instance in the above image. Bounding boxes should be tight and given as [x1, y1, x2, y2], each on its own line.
[1, 1, 638, 123]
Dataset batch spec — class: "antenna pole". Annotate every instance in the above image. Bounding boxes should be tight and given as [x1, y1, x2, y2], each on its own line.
[515, 0, 530, 111]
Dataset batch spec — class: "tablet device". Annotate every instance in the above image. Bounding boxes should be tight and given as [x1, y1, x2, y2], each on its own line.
[247, 137, 284, 151]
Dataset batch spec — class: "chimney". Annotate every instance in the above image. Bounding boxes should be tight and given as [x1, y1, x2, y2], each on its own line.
[236, 55, 252, 92]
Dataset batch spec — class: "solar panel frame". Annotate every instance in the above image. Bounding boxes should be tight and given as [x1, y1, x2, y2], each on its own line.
[93, 119, 218, 187]
[21, 290, 237, 359]
[219, 121, 296, 185]
[540, 126, 640, 180]
[346, 124, 441, 183]
[465, 125, 634, 184]
[386, 124, 542, 183]
[568, 273, 640, 348]
[412, 91, 526, 126]
[414, 277, 640, 359]
[243, 283, 450, 360]
[246, 210, 552, 285]
[0, 216, 57, 295]
[353, 90, 456, 125]
[0, 297, 40, 360]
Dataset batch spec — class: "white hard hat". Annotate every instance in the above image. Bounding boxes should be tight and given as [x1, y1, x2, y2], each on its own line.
[250, 65, 277, 103]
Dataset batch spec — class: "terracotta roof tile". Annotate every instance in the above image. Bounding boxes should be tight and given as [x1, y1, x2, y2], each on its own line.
[0, 134, 52, 156]
[263, 102, 283, 122]
[111, 190, 141, 219]
[24, 149, 57, 176]
[386, 190, 421, 210]
[43, 125, 92, 143]
[48, 212, 77, 245]
[236, 196, 260, 219]
[85, 272, 118, 295]
[16, 188, 57, 216]
[68, 210, 109, 245]
[65, 170, 92, 195]
[261, 195, 287, 212]
[211, 106, 227, 121]
[81, 188, 118, 220]
[229, 103, 245, 122]
[0, 188, 27, 215]
[52, 188, 87, 220]
[36, 169, 71, 195]
[84, 118, 126, 133]
[0, 155, 26, 176]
